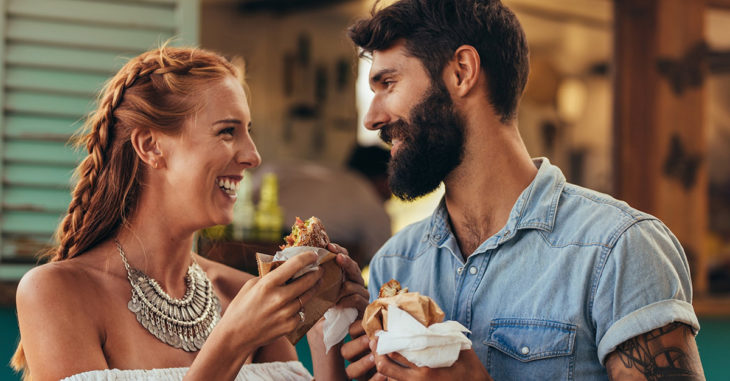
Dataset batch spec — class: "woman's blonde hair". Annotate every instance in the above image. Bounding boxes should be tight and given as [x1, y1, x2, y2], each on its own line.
[11, 46, 240, 379]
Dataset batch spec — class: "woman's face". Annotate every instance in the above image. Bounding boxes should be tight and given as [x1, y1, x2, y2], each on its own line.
[158, 75, 261, 230]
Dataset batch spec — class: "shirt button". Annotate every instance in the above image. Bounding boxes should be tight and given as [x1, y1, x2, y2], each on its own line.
[521, 346, 530, 355]
[469, 266, 477, 275]
[457, 267, 464, 274]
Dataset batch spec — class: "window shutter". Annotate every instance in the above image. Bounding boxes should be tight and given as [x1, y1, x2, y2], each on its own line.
[0, 0, 199, 279]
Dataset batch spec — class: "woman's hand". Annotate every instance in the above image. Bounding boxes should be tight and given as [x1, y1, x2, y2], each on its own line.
[220, 251, 322, 352]
[327, 243, 369, 317]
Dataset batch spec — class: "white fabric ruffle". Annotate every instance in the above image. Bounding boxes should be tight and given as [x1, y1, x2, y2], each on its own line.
[60, 361, 312, 381]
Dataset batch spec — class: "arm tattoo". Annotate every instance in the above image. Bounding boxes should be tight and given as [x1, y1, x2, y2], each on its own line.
[613, 322, 702, 380]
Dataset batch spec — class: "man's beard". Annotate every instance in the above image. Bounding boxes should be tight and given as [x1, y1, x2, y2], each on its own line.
[380, 81, 466, 201]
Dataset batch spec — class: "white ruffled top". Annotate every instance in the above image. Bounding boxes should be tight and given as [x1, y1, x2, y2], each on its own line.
[60, 361, 312, 381]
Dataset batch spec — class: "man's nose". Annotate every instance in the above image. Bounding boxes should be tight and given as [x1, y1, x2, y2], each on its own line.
[364, 97, 390, 131]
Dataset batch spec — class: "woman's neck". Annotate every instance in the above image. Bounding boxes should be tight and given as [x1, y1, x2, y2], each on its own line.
[114, 205, 198, 298]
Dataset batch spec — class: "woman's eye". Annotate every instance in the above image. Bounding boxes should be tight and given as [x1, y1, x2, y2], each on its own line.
[219, 127, 235, 136]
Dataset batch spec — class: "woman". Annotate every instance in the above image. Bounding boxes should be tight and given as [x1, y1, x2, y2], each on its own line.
[11, 46, 368, 380]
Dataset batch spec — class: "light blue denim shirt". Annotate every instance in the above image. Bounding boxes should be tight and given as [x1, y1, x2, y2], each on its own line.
[368, 158, 699, 380]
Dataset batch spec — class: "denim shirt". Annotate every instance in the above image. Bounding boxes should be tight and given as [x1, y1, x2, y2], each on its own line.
[368, 158, 699, 380]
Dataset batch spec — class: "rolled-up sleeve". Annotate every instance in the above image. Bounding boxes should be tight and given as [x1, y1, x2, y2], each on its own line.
[592, 218, 699, 364]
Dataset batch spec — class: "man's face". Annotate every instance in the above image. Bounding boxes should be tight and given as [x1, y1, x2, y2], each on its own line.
[365, 42, 465, 201]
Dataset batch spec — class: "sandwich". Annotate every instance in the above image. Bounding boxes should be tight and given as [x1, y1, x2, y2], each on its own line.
[280, 216, 331, 250]
[363, 279, 445, 339]
[379, 279, 409, 297]
[256, 216, 343, 344]
[363, 280, 472, 368]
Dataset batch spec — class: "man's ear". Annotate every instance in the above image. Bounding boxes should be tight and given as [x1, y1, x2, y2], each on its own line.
[445, 45, 481, 98]
[130, 128, 165, 169]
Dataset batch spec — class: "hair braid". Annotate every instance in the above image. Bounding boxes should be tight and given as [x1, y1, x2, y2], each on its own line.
[53, 62, 144, 261]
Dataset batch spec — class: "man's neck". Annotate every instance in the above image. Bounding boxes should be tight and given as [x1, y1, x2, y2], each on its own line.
[443, 124, 537, 259]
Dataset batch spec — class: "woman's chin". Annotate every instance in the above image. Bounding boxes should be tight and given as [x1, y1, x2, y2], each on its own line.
[201, 213, 234, 230]
[216, 215, 234, 227]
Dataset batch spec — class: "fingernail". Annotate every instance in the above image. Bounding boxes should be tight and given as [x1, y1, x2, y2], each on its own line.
[369, 354, 374, 362]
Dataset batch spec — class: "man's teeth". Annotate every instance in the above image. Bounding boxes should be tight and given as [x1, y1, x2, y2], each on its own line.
[217, 178, 240, 195]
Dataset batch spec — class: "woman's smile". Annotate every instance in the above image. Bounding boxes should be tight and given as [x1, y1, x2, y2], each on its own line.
[216, 175, 242, 198]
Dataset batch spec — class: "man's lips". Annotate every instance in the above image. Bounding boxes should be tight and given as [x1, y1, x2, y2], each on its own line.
[390, 139, 403, 156]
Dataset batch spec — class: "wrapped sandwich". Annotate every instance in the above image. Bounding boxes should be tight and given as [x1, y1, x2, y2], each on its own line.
[363, 279, 472, 368]
[363, 279, 445, 339]
[256, 217, 343, 344]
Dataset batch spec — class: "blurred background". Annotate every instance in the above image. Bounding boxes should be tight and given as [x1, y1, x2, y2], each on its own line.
[0, 0, 729, 379]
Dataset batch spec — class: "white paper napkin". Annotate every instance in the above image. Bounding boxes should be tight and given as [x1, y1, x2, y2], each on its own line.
[274, 246, 332, 278]
[274, 246, 357, 351]
[375, 304, 472, 368]
[322, 306, 359, 353]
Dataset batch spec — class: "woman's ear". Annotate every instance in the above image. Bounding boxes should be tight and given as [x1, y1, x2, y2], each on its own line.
[130, 128, 165, 169]
[444, 45, 481, 98]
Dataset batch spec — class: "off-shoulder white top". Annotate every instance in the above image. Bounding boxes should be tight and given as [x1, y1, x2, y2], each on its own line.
[60, 361, 312, 381]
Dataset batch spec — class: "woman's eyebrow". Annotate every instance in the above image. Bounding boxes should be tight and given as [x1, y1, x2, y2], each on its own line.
[213, 118, 243, 125]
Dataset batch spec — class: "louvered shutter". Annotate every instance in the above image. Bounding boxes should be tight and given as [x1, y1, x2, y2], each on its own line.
[0, 0, 199, 279]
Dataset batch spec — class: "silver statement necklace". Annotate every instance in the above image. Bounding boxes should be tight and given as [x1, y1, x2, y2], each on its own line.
[115, 240, 221, 352]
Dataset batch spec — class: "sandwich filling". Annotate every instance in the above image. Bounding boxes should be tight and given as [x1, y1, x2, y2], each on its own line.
[281, 216, 330, 249]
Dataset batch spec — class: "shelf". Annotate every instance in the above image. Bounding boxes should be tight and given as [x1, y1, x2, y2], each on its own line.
[693, 296, 730, 317]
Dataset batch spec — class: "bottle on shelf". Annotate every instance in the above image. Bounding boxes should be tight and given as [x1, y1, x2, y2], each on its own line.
[255, 173, 284, 242]
[232, 176, 256, 241]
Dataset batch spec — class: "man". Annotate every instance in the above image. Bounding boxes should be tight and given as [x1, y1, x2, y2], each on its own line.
[341, 0, 705, 380]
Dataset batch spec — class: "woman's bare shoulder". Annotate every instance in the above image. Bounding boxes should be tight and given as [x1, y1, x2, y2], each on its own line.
[194, 255, 255, 303]
[16, 260, 111, 378]
[17, 260, 91, 303]
[17, 256, 113, 318]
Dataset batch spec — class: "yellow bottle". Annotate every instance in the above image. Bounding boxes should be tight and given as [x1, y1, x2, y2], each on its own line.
[255, 173, 284, 242]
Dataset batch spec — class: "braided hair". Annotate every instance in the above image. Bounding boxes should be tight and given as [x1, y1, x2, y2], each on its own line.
[11, 46, 240, 379]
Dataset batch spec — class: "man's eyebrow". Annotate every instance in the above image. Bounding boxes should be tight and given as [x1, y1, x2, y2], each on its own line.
[370, 68, 398, 84]
[212, 119, 243, 125]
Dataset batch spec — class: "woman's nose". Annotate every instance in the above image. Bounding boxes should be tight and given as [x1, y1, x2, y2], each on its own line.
[237, 134, 261, 168]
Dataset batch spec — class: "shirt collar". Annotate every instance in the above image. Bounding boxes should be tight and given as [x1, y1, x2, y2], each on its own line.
[425, 157, 566, 247]
[512, 157, 566, 233]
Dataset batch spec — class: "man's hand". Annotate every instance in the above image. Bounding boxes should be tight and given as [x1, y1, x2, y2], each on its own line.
[328, 243, 369, 315]
[370, 338, 492, 381]
[340, 320, 376, 380]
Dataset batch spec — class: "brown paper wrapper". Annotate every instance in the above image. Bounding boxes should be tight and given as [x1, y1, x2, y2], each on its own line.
[256, 251, 343, 344]
[362, 292, 445, 339]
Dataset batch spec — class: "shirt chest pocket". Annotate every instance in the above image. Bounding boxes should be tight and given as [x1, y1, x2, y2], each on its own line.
[485, 318, 577, 381]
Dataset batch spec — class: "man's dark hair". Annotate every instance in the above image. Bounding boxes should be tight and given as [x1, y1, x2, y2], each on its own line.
[348, 0, 529, 123]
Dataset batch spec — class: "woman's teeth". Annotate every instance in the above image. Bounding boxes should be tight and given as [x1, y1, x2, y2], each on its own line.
[217, 178, 240, 196]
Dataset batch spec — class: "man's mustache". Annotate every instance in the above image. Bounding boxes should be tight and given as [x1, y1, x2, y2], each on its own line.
[379, 119, 409, 145]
